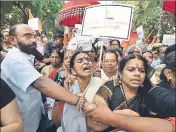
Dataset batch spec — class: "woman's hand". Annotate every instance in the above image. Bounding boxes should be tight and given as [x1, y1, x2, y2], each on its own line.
[64, 75, 75, 90]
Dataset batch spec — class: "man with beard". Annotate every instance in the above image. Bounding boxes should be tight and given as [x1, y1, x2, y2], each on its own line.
[1, 24, 80, 132]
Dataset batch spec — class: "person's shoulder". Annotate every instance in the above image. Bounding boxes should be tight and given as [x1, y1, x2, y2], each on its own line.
[5, 48, 26, 60]
[2, 48, 27, 66]
[148, 87, 175, 99]
[41, 65, 51, 72]
[104, 80, 120, 90]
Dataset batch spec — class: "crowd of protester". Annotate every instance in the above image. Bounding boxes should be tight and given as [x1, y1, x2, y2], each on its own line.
[0, 24, 175, 132]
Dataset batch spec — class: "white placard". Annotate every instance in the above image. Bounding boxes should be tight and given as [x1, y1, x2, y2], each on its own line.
[95, 38, 109, 47]
[136, 25, 144, 44]
[162, 34, 175, 46]
[67, 36, 93, 51]
[75, 24, 82, 37]
[28, 18, 39, 30]
[81, 4, 133, 40]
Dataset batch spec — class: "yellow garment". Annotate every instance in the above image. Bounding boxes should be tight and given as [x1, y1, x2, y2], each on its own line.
[41, 65, 52, 77]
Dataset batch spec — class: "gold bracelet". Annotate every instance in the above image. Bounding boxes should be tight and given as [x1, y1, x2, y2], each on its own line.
[76, 94, 87, 112]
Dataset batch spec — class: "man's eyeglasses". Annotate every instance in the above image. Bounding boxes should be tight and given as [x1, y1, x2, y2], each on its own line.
[16, 34, 37, 40]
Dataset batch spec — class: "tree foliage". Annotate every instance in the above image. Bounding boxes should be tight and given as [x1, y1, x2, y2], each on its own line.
[1, 0, 64, 38]
[115, 0, 170, 42]
[116, 0, 175, 42]
[31, 0, 64, 37]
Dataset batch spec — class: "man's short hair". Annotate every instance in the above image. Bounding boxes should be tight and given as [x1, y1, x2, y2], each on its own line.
[53, 33, 64, 40]
[0, 32, 4, 42]
[9, 25, 17, 36]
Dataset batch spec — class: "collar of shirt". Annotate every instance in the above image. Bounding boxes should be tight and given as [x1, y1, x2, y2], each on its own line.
[12, 47, 35, 64]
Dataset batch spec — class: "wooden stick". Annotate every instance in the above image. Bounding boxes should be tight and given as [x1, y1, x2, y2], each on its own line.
[143, 30, 153, 44]
[98, 39, 104, 69]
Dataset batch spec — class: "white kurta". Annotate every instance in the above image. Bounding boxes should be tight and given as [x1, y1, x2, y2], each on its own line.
[62, 80, 88, 132]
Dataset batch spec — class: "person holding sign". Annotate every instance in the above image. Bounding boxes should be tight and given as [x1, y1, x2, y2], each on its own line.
[62, 51, 112, 132]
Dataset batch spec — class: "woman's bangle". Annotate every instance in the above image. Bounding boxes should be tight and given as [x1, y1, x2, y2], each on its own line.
[76, 94, 87, 112]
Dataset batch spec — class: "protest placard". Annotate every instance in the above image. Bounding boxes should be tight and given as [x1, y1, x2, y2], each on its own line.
[67, 36, 93, 51]
[136, 25, 144, 44]
[81, 4, 133, 40]
[75, 24, 82, 37]
[162, 34, 175, 46]
[28, 18, 39, 30]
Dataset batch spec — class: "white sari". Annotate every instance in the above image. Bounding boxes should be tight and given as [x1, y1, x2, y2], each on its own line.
[62, 80, 88, 132]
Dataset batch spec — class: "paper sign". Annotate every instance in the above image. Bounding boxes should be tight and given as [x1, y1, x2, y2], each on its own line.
[95, 38, 109, 47]
[67, 36, 93, 51]
[75, 24, 82, 37]
[162, 34, 175, 46]
[28, 18, 39, 30]
[136, 25, 144, 44]
[81, 4, 133, 40]
[85, 77, 103, 103]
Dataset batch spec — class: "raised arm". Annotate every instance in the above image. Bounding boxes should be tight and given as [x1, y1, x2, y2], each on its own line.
[85, 102, 174, 132]
[32, 76, 78, 105]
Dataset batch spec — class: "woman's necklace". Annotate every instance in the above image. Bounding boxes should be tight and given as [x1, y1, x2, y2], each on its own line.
[120, 84, 137, 108]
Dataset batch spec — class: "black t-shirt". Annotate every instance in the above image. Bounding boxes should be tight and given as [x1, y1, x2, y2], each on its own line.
[0, 78, 15, 109]
[147, 87, 176, 118]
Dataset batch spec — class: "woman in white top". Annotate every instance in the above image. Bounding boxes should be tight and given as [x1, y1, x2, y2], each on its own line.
[62, 51, 112, 132]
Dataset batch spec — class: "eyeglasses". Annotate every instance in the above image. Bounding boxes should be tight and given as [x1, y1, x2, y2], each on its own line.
[16, 33, 37, 40]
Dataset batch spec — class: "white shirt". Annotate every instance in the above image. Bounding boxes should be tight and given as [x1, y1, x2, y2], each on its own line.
[101, 69, 110, 81]
[101, 69, 118, 82]
[1, 47, 43, 132]
[62, 81, 87, 132]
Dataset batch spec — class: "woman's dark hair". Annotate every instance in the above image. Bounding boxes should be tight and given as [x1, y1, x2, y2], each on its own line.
[142, 50, 153, 58]
[69, 51, 89, 74]
[92, 44, 97, 55]
[41, 31, 47, 36]
[164, 44, 176, 56]
[51, 49, 63, 62]
[119, 55, 152, 97]
[110, 39, 121, 48]
[160, 51, 176, 82]
[151, 46, 159, 54]
[54, 33, 64, 40]
[103, 50, 119, 63]
[115, 49, 123, 57]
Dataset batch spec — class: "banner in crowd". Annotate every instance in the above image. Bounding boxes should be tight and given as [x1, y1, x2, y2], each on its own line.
[81, 4, 133, 40]
[162, 34, 175, 46]
[67, 36, 93, 51]
[28, 18, 39, 31]
[136, 25, 144, 44]
[75, 24, 82, 37]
